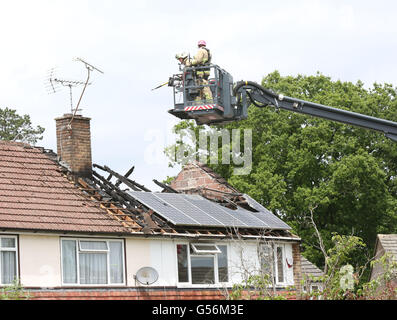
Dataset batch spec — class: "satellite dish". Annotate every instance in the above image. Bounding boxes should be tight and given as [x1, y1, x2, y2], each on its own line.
[135, 267, 159, 285]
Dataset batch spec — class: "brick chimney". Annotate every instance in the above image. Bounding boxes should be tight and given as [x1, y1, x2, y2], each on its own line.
[55, 114, 92, 177]
[170, 161, 239, 199]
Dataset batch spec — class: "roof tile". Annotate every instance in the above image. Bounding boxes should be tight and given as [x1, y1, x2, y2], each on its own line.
[0, 141, 129, 234]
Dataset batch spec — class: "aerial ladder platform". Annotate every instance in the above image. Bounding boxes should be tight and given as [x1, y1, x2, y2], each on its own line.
[167, 64, 397, 142]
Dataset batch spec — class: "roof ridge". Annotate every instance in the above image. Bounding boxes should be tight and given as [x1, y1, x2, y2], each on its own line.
[190, 161, 239, 192]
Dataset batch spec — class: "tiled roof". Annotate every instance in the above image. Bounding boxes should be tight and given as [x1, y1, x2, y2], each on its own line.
[377, 234, 397, 259]
[0, 141, 130, 234]
[301, 256, 324, 278]
[0, 141, 299, 241]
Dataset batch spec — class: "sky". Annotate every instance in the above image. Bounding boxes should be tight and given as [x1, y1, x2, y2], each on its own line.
[1, 0, 397, 190]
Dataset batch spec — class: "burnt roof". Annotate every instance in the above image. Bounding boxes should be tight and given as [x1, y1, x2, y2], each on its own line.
[0, 141, 298, 241]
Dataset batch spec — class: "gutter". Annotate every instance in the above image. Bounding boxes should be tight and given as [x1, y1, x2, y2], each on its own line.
[0, 229, 300, 242]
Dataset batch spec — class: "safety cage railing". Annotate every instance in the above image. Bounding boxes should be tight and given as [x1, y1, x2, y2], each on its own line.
[172, 64, 226, 109]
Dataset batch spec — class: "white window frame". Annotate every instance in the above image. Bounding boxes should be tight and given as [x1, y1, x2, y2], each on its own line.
[60, 238, 125, 286]
[78, 240, 109, 252]
[0, 235, 18, 286]
[190, 254, 216, 285]
[190, 243, 221, 254]
[274, 244, 287, 286]
[259, 243, 287, 287]
[176, 242, 229, 287]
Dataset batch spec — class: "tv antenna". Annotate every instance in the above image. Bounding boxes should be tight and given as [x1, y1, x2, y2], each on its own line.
[45, 58, 104, 125]
[45, 67, 91, 113]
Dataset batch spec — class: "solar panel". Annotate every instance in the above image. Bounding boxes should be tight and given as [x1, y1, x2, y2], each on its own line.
[154, 193, 224, 227]
[127, 191, 199, 226]
[219, 206, 270, 228]
[243, 194, 291, 230]
[242, 194, 272, 214]
[127, 191, 291, 230]
[182, 194, 249, 228]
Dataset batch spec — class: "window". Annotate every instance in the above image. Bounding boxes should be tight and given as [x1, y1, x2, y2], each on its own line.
[276, 246, 285, 283]
[176, 243, 228, 285]
[259, 243, 286, 286]
[61, 238, 124, 285]
[177, 244, 189, 282]
[190, 243, 221, 254]
[0, 236, 17, 285]
[191, 255, 215, 284]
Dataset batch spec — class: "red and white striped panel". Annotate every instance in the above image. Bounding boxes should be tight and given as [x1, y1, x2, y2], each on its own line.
[184, 104, 224, 112]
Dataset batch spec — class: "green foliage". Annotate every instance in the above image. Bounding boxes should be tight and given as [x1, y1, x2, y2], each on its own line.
[162, 176, 176, 184]
[228, 232, 396, 300]
[312, 234, 365, 300]
[165, 71, 397, 271]
[0, 279, 30, 300]
[357, 253, 397, 300]
[0, 107, 45, 144]
[228, 274, 287, 300]
[301, 234, 397, 300]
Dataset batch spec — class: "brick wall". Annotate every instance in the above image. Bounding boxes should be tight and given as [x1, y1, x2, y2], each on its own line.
[27, 288, 297, 300]
[29, 288, 225, 300]
[55, 114, 92, 177]
[170, 162, 237, 198]
[292, 243, 303, 294]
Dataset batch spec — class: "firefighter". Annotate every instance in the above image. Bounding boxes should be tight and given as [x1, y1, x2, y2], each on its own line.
[175, 52, 189, 65]
[177, 41, 213, 102]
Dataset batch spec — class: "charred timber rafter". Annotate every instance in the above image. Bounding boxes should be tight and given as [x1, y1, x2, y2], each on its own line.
[115, 165, 135, 187]
[153, 179, 179, 193]
[93, 164, 151, 192]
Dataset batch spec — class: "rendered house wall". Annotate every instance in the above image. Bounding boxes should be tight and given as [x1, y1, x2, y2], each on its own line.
[12, 233, 296, 290]
[18, 234, 62, 287]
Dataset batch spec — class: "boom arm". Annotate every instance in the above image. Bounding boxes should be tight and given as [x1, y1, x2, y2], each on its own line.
[234, 81, 397, 142]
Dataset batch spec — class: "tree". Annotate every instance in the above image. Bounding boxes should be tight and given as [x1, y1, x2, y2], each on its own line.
[165, 71, 397, 273]
[0, 107, 45, 144]
[301, 209, 396, 300]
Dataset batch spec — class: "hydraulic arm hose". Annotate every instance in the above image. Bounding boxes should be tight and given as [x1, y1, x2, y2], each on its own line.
[233, 80, 278, 99]
[233, 80, 281, 108]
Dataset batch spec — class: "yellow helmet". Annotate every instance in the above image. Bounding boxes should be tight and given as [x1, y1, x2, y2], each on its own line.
[175, 52, 188, 60]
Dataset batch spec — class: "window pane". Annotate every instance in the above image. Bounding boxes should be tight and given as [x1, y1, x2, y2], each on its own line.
[277, 247, 284, 283]
[79, 252, 107, 284]
[109, 242, 123, 284]
[177, 244, 189, 282]
[259, 245, 273, 276]
[1, 251, 16, 284]
[217, 245, 228, 282]
[1, 238, 15, 248]
[62, 240, 77, 284]
[194, 245, 217, 251]
[191, 244, 220, 253]
[79, 241, 108, 251]
[191, 256, 214, 284]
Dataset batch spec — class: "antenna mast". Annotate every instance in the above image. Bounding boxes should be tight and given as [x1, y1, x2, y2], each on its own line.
[45, 58, 104, 122]
[68, 57, 104, 125]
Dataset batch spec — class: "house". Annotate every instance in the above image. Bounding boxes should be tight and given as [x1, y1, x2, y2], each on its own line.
[370, 234, 397, 288]
[300, 256, 324, 294]
[0, 112, 308, 300]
